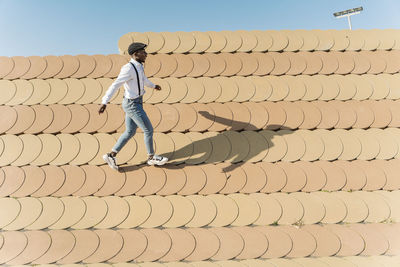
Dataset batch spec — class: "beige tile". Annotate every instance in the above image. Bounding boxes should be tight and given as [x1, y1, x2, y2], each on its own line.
[50, 134, 80, 165]
[207, 194, 238, 227]
[232, 76, 256, 102]
[292, 192, 325, 224]
[302, 224, 340, 257]
[163, 78, 188, 103]
[7, 79, 33, 105]
[94, 165, 126, 196]
[137, 228, 171, 261]
[140, 195, 172, 227]
[61, 104, 90, 133]
[54, 55, 79, 79]
[204, 31, 227, 53]
[26, 197, 64, 230]
[279, 225, 316, 258]
[243, 102, 269, 130]
[37, 56, 63, 79]
[10, 134, 41, 166]
[219, 30, 242, 53]
[186, 54, 210, 77]
[354, 191, 391, 223]
[156, 166, 187, 195]
[271, 192, 304, 225]
[266, 30, 289, 51]
[0, 197, 20, 228]
[185, 195, 216, 227]
[260, 130, 287, 162]
[342, 29, 365, 51]
[269, 52, 290, 75]
[177, 165, 207, 194]
[219, 53, 242, 77]
[297, 30, 319, 51]
[30, 134, 61, 166]
[71, 196, 108, 229]
[203, 53, 226, 77]
[234, 227, 268, 259]
[252, 53, 274, 76]
[0, 106, 17, 133]
[161, 228, 196, 262]
[313, 29, 335, 51]
[49, 196, 86, 229]
[286, 52, 307, 75]
[277, 162, 307, 192]
[366, 74, 389, 100]
[225, 102, 251, 131]
[348, 52, 371, 74]
[334, 161, 367, 191]
[349, 74, 373, 100]
[88, 55, 112, 78]
[369, 100, 392, 128]
[280, 102, 304, 129]
[3, 197, 42, 230]
[95, 196, 129, 228]
[109, 229, 147, 263]
[210, 227, 244, 260]
[283, 76, 307, 101]
[69, 133, 99, 165]
[350, 100, 374, 129]
[32, 230, 75, 264]
[42, 104, 71, 133]
[334, 75, 357, 100]
[0, 56, 14, 78]
[267, 76, 291, 102]
[172, 31, 196, 53]
[57, 229, 99, 264]
[52, 165, 86, 196]
[168, 132, 193, 164]
[261, 102, 287, 130]
[197, 77, 222, 103]
[334, 51, 356, 75]
[313, 192, 347, 223]
[334, 129, 362, 161]
[143, 54, 162, 77]
[3, 56, 30, 79]
[349, 224, 389, 256]
[250, 192, 282, 225]
[144, 32, 164, 54]
[315, 129, 343, 161]
[301, 52, 323, 75]
[239, 163, 267, 193]
[258, 162, 287, 193]
[83, 229, 123, 263]
[214, 76, 239, 102]
[298, 75, 323, 101]
[236, 53, 258, 76]
[41, 78, 68, 104]
[0, 135, 23, 166]
[11, 166, 45, 197]
[163, 195, 195, 227]
[0, 231, 27, 263]
[331, 191, 368, 223]
[229, 194, 260, 226]
[71, 55, 96, 78]
[117, 196, 150, 228]
[185, 228, 219, 261]
[314, 51, 339, 75]
[365, 51, 387, 74]
[7, 105, 35, 134]
[6, 230, 51, 265]
[198, 164, 227, 194]
[179, 77, 204, 103]
[256, 226, 292, 258]
[350, 129, 380, 160]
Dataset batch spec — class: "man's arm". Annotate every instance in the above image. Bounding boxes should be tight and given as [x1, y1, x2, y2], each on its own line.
[101, 64, 132, 105]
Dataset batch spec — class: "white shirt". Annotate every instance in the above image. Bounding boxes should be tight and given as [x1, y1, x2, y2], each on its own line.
[101, 59, 155, 104]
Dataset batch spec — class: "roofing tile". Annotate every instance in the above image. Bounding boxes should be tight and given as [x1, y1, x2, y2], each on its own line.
[49, 196, 86, 229]
[136, 228, 171, 262]
[161, 228, 196, 261]
[95, 196, 129, 228]
[25, 197, 64, 230]
[185, 195, 217, 227]
[185, 228, 220, 261]
[71, 196, 107, 229]
[3, 197, 42, 230]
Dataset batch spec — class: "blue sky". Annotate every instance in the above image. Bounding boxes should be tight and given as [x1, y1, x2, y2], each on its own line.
[0, 0, 399, 56]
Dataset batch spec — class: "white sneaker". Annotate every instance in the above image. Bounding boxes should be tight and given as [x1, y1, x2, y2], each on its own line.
[103, 153, 119, 170]
[147, 155, 168, 166]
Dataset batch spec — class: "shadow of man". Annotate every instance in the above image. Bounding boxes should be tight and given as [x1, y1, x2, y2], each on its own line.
[140, 110, 295, 172]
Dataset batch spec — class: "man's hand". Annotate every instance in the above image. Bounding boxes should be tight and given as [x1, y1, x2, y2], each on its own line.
[98, 104, 107, 114]
[154, 84, 161, 90]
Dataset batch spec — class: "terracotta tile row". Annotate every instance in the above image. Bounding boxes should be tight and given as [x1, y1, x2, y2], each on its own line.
[3, 99, 398, 135]
[2, 49, 399, 81]
[2, 159, 400, 199]
[0, 54, 130, 80]
[1, 223, 399, 264]
[143, 51, 400, 78]
[8, 255, 400, 266]
[3, 127, 400, 167]
[2, 73, 400, 106]
[119, 29, 400, 54]
[1, 189, 397, 230]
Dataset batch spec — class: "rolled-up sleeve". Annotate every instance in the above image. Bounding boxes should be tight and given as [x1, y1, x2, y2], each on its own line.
[101, 64, 132, 104]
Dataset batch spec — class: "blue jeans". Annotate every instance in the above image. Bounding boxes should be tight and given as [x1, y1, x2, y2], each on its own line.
[112, 96, 154, 155]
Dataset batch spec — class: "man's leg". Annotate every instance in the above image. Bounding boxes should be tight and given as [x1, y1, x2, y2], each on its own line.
[103, 113, 137, 169]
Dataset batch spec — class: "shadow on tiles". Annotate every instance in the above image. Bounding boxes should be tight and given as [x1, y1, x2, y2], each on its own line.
[119, 111, 294, 172]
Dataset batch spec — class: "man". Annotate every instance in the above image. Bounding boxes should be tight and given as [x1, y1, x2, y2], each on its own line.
[99, 42, 168, 170]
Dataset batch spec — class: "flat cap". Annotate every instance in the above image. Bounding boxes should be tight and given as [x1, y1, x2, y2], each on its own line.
[128, 42, 147, 55]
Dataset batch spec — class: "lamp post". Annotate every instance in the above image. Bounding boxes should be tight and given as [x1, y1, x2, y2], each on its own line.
[333, 7, 363, 30]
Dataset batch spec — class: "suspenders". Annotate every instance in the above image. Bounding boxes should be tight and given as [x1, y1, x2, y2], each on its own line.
[130, 62, 142, 96]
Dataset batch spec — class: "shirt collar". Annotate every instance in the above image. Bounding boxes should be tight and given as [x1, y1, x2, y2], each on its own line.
[130, 58, 142, 66]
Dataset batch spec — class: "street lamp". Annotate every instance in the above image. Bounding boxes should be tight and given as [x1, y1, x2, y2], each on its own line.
[333, 6, 363, 30]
